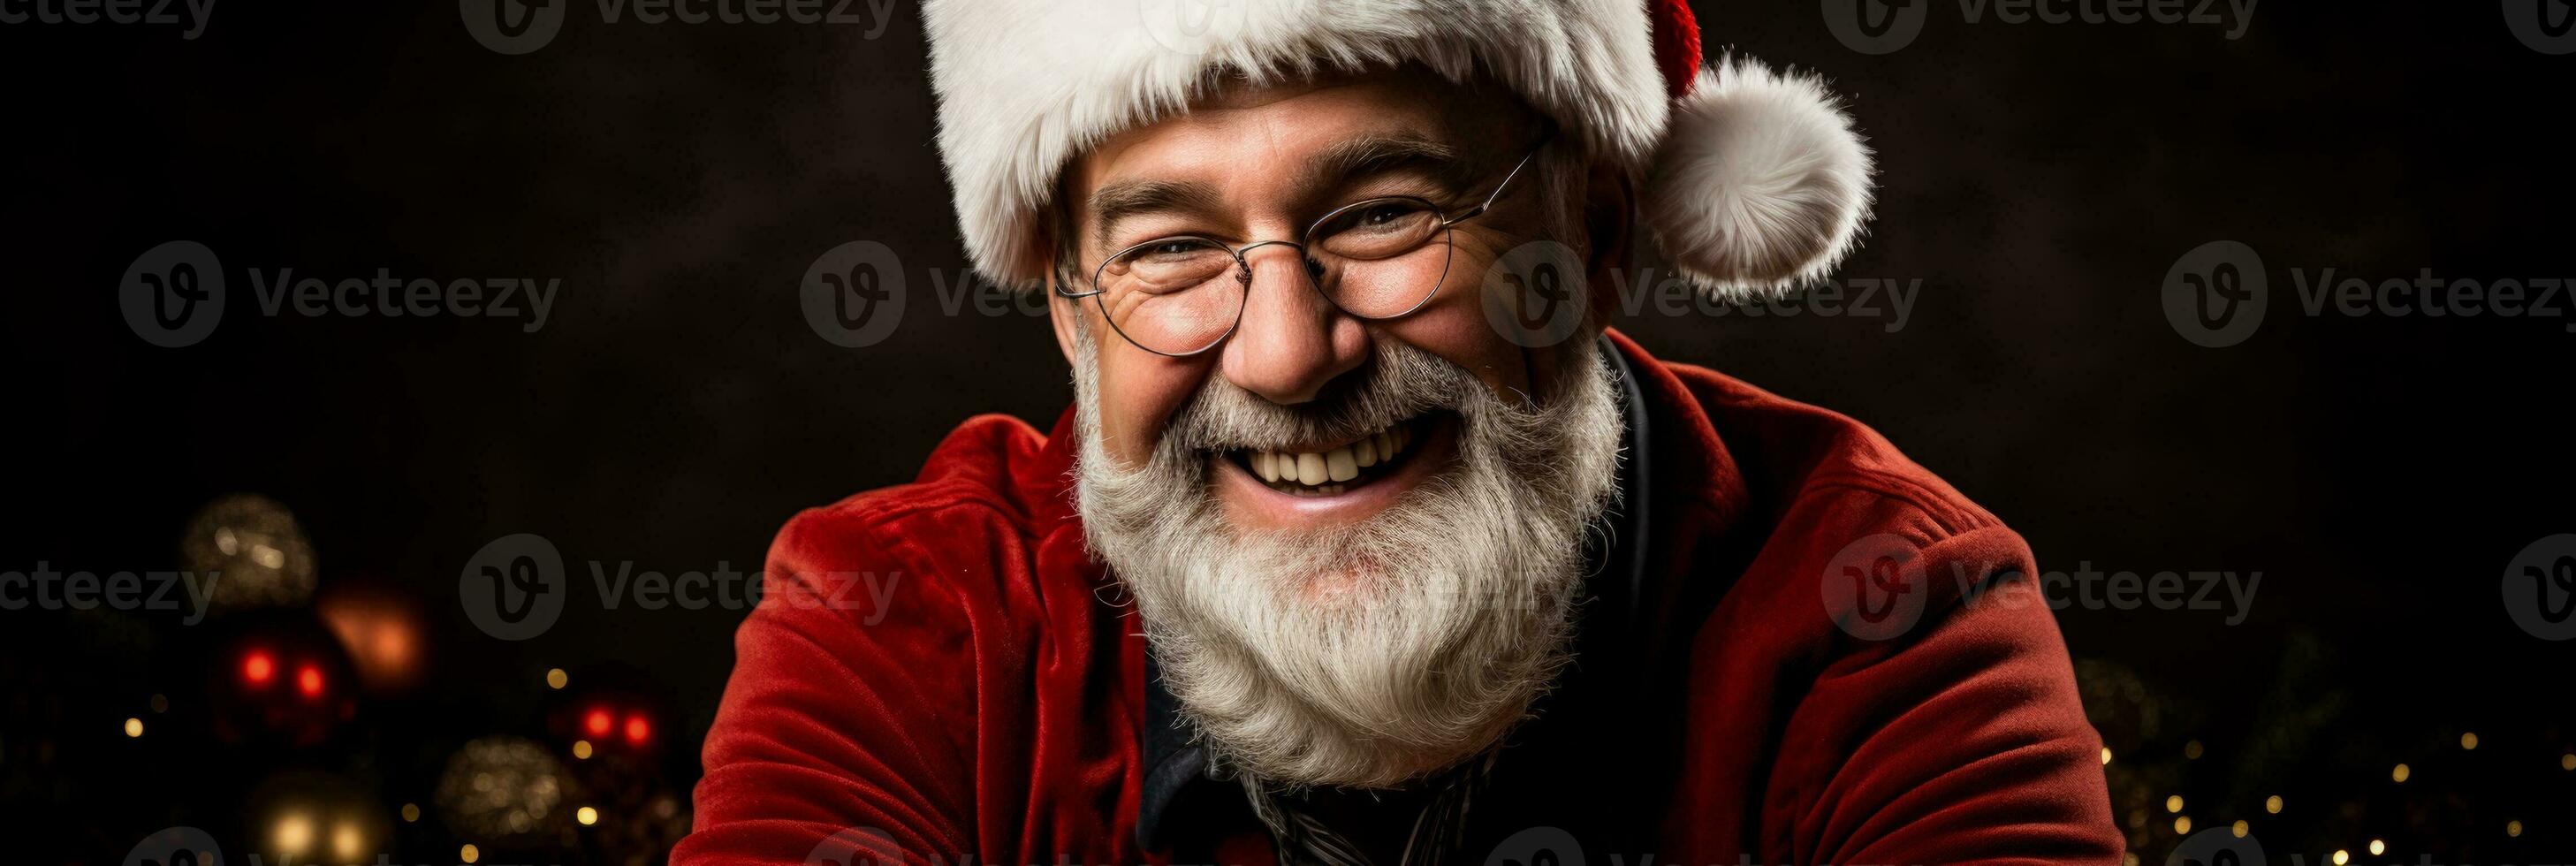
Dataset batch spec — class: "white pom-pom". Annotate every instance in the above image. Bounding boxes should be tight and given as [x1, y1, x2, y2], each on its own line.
[1642, 56, 1875, 299]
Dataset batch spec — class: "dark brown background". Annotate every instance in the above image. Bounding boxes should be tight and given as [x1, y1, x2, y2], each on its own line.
[4, 0, 2572, 862]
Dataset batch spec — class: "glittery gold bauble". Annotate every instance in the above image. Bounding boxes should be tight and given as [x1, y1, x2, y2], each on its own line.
[181, 493, 319, 611]
[435, 736, 575, 841]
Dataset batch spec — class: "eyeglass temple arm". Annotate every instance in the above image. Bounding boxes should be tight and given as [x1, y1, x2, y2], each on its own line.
[1055, 276, 1102, 299]
[1445, 128, 1555, 226]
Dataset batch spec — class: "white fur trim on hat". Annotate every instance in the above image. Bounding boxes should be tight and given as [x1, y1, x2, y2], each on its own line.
[1643, 57, 1875, 298]
[926, 0, 1667, 285]
[923, 0, 1876, 299]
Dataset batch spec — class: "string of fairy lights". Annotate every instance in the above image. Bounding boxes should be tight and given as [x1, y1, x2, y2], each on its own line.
[2084, 655, 2572, 866]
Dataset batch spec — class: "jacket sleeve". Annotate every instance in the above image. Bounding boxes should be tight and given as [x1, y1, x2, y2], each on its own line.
[672, 507, 979, 866]
[1778, 522, 2125, 866]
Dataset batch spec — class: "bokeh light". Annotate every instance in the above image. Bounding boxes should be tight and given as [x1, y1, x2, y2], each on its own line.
[181, 494, 318, 611]
[272, 810, 315, 856]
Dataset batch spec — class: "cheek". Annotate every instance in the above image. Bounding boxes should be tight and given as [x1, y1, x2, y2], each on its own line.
[1091, 327, 1217, 466]
[1371, 238, 1539, 399]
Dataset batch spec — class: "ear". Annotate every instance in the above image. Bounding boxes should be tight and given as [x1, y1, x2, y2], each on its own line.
[1581, 156, 1638, 331]
[1046, 277, 1082, 368]
[1034, 210, 1084, 367]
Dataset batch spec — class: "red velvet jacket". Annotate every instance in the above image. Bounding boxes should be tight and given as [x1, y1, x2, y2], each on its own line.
[677, 332, 2124, 865]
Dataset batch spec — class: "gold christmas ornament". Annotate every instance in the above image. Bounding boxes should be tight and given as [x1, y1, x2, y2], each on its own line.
[435, 736, 574, 841]
[181, 493, 318, 611]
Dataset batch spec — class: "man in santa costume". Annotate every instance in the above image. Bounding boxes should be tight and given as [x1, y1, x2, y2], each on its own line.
[678, 1, 2123, 862]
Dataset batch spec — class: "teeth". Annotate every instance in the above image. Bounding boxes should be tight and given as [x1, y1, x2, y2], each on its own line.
[1295, 452, 1326, 486]
[1242, 418, 1419, 493]
[1326, 447, 1357, 482]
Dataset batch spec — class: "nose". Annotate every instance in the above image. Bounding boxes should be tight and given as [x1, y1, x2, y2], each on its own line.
[1217, 244, 1368, 405]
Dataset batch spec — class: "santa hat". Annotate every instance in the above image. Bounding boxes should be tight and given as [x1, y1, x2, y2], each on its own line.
[924, 0, 1873, 299]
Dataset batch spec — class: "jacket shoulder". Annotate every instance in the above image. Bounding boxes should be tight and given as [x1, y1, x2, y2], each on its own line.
[1649, 360, 2040, 644]
[783, 412, 1055, 537]
[1667, 361, 2005, 545]
[767, 412, 1068, 595]
[1646, 363, 2117, 862]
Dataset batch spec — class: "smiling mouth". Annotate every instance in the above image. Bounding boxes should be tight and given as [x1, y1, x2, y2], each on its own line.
[1224, 414, 1432, 497]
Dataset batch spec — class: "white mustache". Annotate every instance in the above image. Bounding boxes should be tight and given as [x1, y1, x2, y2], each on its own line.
[1160, 344, 1473, 454]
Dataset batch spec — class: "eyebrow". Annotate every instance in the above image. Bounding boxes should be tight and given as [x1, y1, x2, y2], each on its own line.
[1088, 179, 1226, 248]
[1297, 134, 1472, 201]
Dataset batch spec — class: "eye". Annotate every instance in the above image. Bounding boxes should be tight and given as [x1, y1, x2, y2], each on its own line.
[1311, 198, 1444, 261]
[1355, 201, 1428, 227]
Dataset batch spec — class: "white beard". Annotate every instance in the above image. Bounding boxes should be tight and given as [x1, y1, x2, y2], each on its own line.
[1073, 334, 1623, 789]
